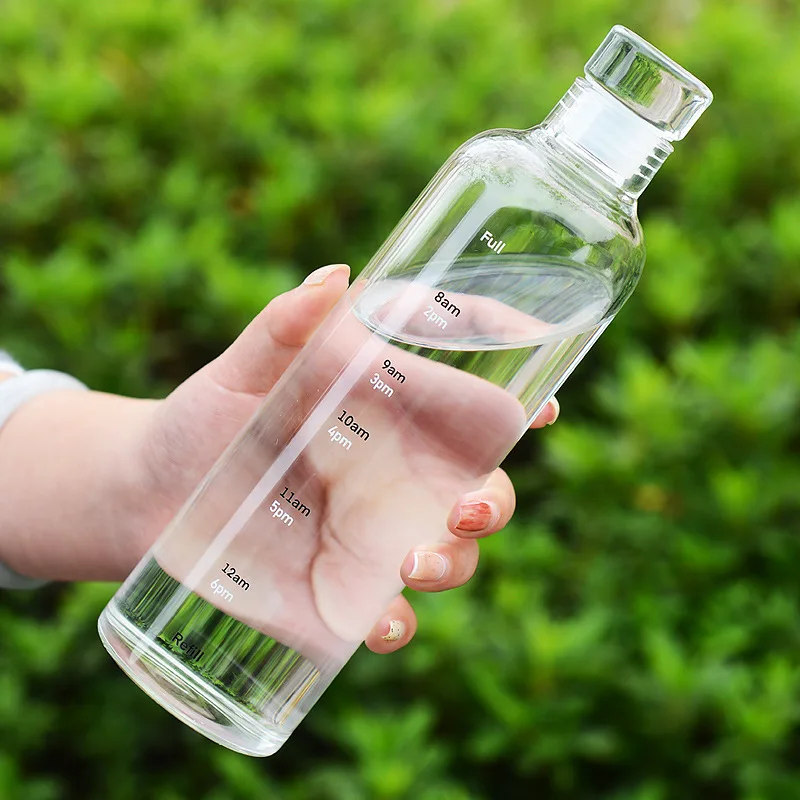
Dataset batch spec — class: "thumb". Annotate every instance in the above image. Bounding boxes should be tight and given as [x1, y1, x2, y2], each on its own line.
[207, 264, 350, 396]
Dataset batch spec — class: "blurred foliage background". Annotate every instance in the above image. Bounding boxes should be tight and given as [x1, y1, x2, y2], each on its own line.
[1, 0, 799, 798]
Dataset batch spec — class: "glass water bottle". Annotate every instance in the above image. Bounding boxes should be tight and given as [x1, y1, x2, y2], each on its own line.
[98, 25, 712, 756]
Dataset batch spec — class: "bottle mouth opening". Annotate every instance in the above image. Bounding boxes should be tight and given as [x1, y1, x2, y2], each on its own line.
[586, 25, 713, 141]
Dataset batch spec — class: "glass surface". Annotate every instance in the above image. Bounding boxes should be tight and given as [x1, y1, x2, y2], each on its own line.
[98, 26, 710, 757]
[99, 137, 641, 754]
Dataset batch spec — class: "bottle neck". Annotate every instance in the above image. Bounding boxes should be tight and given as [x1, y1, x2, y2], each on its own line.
[541, 78, 673, 199]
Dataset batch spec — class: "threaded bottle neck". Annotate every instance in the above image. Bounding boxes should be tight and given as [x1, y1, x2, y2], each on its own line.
[543, 78, 673, 198]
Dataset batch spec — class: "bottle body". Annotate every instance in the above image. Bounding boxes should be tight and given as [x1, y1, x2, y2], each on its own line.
[99, 127, 644, 756]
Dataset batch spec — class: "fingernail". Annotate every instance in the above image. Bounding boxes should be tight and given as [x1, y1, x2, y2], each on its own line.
[546, 397, 560, 425]
[408, 551, 448, 581]
[303, 263, 349, 286]
[456, 501, 496, 532]
[381, 620, 406, 642]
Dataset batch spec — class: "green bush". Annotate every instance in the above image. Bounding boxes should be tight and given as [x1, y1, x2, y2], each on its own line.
[1, 0, 800, 797]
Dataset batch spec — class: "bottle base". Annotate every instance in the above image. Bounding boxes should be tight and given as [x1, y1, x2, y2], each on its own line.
[98, 605, 289, 757]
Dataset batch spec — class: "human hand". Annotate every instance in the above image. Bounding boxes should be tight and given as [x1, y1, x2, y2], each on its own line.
[0, 264, 557, 653]
[134, 264, 559, 654]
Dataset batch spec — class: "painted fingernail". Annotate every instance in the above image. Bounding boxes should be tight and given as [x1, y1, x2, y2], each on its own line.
[456, 501, 496, 532]
[408, 551, 448, 581]
[303, 263, 349, 286]
[546, 397, 560, 425]
[381, 620, 406, 642]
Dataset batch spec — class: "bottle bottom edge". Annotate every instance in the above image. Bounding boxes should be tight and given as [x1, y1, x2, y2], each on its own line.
[98, 605, 289, 757]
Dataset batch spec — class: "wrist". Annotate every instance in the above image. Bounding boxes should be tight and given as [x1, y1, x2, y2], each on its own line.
[0, 389, 160, 582]
[93, 393, 164, 579]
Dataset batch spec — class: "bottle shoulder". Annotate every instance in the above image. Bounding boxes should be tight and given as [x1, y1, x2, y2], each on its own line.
[436, 128, 644, 307]
[452, 128, 642, 238]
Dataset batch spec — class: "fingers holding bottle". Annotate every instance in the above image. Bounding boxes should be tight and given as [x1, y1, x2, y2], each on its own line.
[208, 263, 351, 396]
[365, 594, 418, 654]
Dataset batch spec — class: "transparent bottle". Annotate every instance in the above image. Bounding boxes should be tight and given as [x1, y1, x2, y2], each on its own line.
[98, 26, 712, 756]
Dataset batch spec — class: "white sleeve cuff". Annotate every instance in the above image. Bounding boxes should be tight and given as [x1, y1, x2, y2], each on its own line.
[0, 351, 25, 377]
